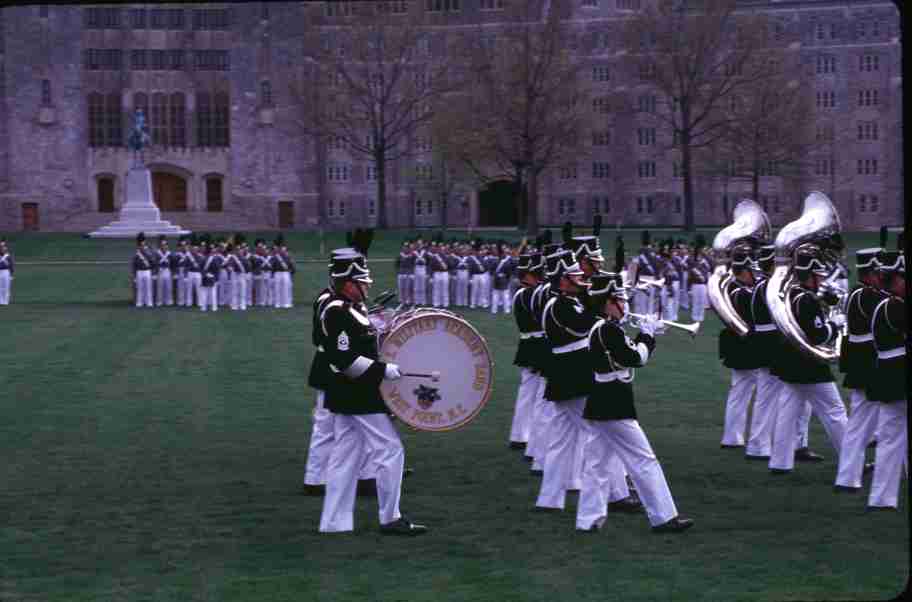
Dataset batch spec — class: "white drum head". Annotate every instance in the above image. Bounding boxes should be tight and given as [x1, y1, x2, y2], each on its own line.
[379, 312, 493, 432]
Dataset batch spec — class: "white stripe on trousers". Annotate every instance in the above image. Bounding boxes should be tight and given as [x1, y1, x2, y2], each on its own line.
[722, 369, 759, 446]
[577, 420, 677, 529]
[536, 397, 588, 509]
[304, 389, 376, 486]
[769, 382, 846, 471]
[455, 272, 469, 306]
[868, 400, 907, 508]
[319, 413, 404, 532]
[745, 368, 780, 457]
[135, 271, 153, 307]
[155, 268, 173, 306]
[525, 376, 550, 468]
[0, 270, 11, 305]
[835, 389, 881, 488]
[510, 368, 538, 444]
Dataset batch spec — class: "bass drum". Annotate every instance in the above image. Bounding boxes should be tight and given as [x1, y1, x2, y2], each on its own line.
[379, 311, 493, 432]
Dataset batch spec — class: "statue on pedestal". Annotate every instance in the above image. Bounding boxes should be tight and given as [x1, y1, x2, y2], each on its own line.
[127, 108, 151, 168]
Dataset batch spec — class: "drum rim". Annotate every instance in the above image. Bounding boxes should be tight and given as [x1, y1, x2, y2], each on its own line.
[379, 311, 494, 432]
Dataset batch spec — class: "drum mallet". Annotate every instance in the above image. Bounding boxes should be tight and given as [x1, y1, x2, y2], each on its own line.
[402, 371, 441, 382]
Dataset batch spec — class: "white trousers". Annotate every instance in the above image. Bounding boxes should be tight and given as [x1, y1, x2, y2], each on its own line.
[835, 390, 880, 489]
[218, 270, 230, 306]
[135, 270, 153, 307]
[679, 273, 690, 308]
[525, 376, 550, 466]
[155, 268, 173, 306]
[661, 283, 679, 322]
[262, 274, 274, 307]
[413, 267, 427, 305]
[633, 288, 654, 316]
[770, 382, 846, 471]
[577, 420, 676, 530]
[319, 413, 404, 533]
[200, 285, 218, 311]
[304, 390, 336, 486]
[253, 275, 267, 306]
[231, 274, 248, 310]
[745, 368, 780, 457]
[455, 271, 470, 306]
[188, 273, 202, 308]
[0, 270, 11, 305]
[274, 272, 292, 308]
[470, 274, 485, 308]
[722, 369, 760, 446]
[690, 284, 708, 322]
[868, 401, 907, 508]
[397, 274, 411, 305]
[536, 397, 588, 509]
[175, 272, 186, 306]
[244, 273, 253, 307]
[510, 368, 538, 444]
[480, 274, 491, 307]
[491, 289, 512, 314]
[432, 272, 450, 307]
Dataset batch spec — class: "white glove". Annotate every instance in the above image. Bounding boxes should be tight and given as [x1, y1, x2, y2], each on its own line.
[384, 363, 402, 381]
[638, 315, 660, 337]
[829, 314, 846, 329]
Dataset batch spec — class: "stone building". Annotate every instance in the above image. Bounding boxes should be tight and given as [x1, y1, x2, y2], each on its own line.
[0, 1, 902, 232]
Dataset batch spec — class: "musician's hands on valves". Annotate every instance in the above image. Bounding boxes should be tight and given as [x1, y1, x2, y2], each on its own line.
[637, 314, 663, 337]
[829, 313, 846, 329]
[384, 363, 402, 381]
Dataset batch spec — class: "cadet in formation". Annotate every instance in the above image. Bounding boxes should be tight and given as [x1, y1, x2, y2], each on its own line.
[0, 238, 14, 306]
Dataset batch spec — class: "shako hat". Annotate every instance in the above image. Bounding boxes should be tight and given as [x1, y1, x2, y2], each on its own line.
[856, 248, 883, 270]
[570, 235, 604, 263]
[756, 244, 776, 263]
[794, 245, 830, 276]
[545, 249, 584, 279]
[587, 272, 628, 300]
[330, 248, 372, 284]
[517, 252, 544, 274]
[878, 251, 904, 276]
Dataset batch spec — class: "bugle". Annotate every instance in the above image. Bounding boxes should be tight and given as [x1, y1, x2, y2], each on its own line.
[626, 312, 701, 337]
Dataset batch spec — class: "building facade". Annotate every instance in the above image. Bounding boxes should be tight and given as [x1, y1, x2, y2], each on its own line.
[0, 1, 902, 232]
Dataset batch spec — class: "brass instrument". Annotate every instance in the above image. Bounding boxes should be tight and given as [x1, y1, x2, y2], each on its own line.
[708, 199, 772, 336]
[633, 276, 665, 291]
[626, 312, 701, 337]
[765, 191, 844, 363]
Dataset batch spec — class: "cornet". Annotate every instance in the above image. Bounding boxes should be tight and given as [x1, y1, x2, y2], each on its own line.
[631, 276, 665, 291]
[626, 312, 701, 338]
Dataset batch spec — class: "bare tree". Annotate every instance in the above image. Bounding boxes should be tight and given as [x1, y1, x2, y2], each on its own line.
[290, 18, 462, 228]
[626, 0, 772, 231]
[437, 2, 587, 235]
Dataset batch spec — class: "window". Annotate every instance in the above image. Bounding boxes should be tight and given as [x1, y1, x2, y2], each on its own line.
[88, 93, 105, 147]
[328, 135, 346, 151]
[856, 21, 866, 39]
[857, 121, 878, 140]
[261, 80, 272, 106]
[131, 50, 146, 70]
[130, 8, 146, 28]
[84, 49, 123, 71]
[592, 65, 610, 82]
[558, 198, 576, 216]
[674, 196, 682, 213]
[858, 194, 879, 213]
[617, 0, 640, 9]
[856, 159, 878, 175]
[415, 163, 434, 180]
[326, 1, 354, 17]
[328, 199, 336, 217]
[673, 162, 683, 178]
[170, 93, 186, 147]
[41, 80, 52, 106]
[638, 61, 656, 80]
[637, 161, 656, 178]
[206, 178, 223, 212]
[582, 0, 598, 6]
[84, 8, 120, 29]
[327, 165, 351, 181]
[196, 92, 211, 147]
[815, 23, 825, 41]
[858, 89, 879, 107]
[815, 90, 835, 109]
[105, 93, 121, 147]
[592, 162, 611, 179]
[480, 0, 504, 9]
[859, 54, 880, 72]
[170, 50, 185, 71]
[415, 199, 423, 216]
[368, 198, 377, 216]
[151, 93, 168, 146]
[816, 124, 834, 142]
[426, 0, 460, 12]
[194, 50, 230, 71]
[149, 50, 166, 71]
[815, 55, 836, 74]
[759, 160, 779, 177]
[169, 8, 184, 29]
[377, 1, 410, 14]
[339, 200, 347, 217]
[414, 135, 432, 153]
[637, 128, 656, 146]
[814, 158, 834, 176]
[558, 165, 578, 180]
[213, 92, 229, 146]
[366, 166, 378, 181]
[636, 196, 654, 213]
[593, 196, 610, 213]
[192, 9, 230, 31]
[592, 131, 611, 146]
[150, 8, 167, 29]
[592, 96, 611, 113]
[637, 94, 656, 113]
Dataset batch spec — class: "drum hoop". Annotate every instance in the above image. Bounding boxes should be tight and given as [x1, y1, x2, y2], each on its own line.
[380, 311, 494, 432]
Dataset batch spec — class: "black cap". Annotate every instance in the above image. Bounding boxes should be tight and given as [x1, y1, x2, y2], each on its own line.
[756, 244, 775, 263]
[518, 252, 544, 274]
[731, 242, 754, 270]
[587, 272, 627, 300]
[330, 248, 372, 283]
[542, 243, 563, 258]
[878, 251, 904, 275]
[571, 235, 604, 263]
[545, 249, 584, 279]
[856, 248, 883, 270]
[794, 247, 829, 275]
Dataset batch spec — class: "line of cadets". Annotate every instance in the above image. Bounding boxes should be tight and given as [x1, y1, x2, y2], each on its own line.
[130, 232, 296, 310]
[0, 238, 13, 306]
[508, 230, 694, 533]
[717, 235, 906, 510]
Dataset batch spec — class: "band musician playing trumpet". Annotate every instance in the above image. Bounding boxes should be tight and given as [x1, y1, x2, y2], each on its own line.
[576, 272, 693, 533]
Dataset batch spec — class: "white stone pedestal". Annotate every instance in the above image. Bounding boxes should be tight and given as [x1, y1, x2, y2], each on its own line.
[89, 168, 190, 238]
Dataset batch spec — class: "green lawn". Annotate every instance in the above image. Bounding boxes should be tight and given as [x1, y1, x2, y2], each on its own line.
[0, 232, 906, 602]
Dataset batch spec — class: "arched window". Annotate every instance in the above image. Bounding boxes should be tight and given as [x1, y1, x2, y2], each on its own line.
[206, 177, 223, 212]
[88, 93, 105, 147]
[214, 92, 229, 147]
[169, 92, 186, 147]
[106, 93, 122, 146]
[196, 92, 211, 147]
[151, 92, 167, 146]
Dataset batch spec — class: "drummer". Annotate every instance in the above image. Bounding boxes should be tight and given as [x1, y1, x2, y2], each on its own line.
[318, 248, 427, 535]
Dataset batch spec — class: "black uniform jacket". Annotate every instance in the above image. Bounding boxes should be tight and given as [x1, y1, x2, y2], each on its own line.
[542, 293, 599, 402]
[320, 295, 389, 415]
[132, 250, 152, 274]
[839, 285, 888, 390]
[719, 280, 764, 370]
[772, 287, 837, 384]
[512, 285, 547, 372]
[584, 318, 656, 421]
[867, 295, 906, 403]
[307, 288, 335, 390]
[201, 255, 222, 286]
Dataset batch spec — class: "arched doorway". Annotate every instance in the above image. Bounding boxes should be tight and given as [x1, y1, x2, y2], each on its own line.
[478, 180, 519, 227]
[152, 172, 188, 211]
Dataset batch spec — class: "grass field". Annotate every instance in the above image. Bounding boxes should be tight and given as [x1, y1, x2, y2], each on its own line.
[0, 232, 906, 602]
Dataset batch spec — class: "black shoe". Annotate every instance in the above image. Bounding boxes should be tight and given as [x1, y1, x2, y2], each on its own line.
[380, 517, 428, 536]
[299, 484, 325, 497]
[769, 468, 792, 475]
[863, 462, 875, 475]
[608, 496, 644, 514]
[795, 448, 825, 463]
[720, 444, 744, 449]
[403, 467, 415, 479]
[652, 517, 694, 533]
[626, 475, 638, 494]
[867, 440, 877, 449]
[530, 469, 544, 477]
[356, 479, 377, 497]
[745, 454, 771, 461]
[833, 485, 860, 494]
[532, 506, 562, 513]
[509, 441, 527, 450]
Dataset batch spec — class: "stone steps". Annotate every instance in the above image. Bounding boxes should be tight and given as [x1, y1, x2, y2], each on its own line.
[56, 211, 275, 234]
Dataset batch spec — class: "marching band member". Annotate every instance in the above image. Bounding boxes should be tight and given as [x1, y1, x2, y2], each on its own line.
[0, 239, 14, 306]
[509, 252, 546, 449]
[535, 249, 598, 511]
[262, 242, 275, 307]
[673, 243, 688, 313]
[468, 247, 485, 309]
[241, 243, 254, 308]
[132, 232, 154, 308]
[455, 246, 471, 307]
[482, 246, 497, 309]
[576, 273, 691, 533]
[225, 245, 249, 311]
[413, 243, 428, 306]
[718, 245, 764, 449]
[215, 240, 230, 308]
[251, 240, 268, 307]
[318, 248, 427, 535]
[865, 251, 906, 511]
[632, 232, 657, 315]
[768, 248, 848, 474]
[199, 243, 222, 312]
[430, 243, 450, 308]
[834, 249, 886, 492]
[687, 241, 710, 322]
[172, 238, 187, 307]
[447, 244, 459, 307]
[270, 240, 294, 309]
[185, 239, 204, 308]
[491, 246, 514, 315]
[658, 244, 680, 322]
[280, 241, 297, 308]
[155, 236, 173, 307]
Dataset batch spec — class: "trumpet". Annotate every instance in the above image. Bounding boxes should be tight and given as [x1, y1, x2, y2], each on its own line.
[630, 276, 666, 291]
[626, 312, 701, 338]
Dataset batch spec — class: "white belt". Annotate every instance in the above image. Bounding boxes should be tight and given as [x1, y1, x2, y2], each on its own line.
[848, 333, 873, 343]
[755, 323, 777, 332]
[877, 347, 905, 360]
[520, 331, 545, 340]
[594, 370, 629, 383]
[553, 339, 588, 354]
